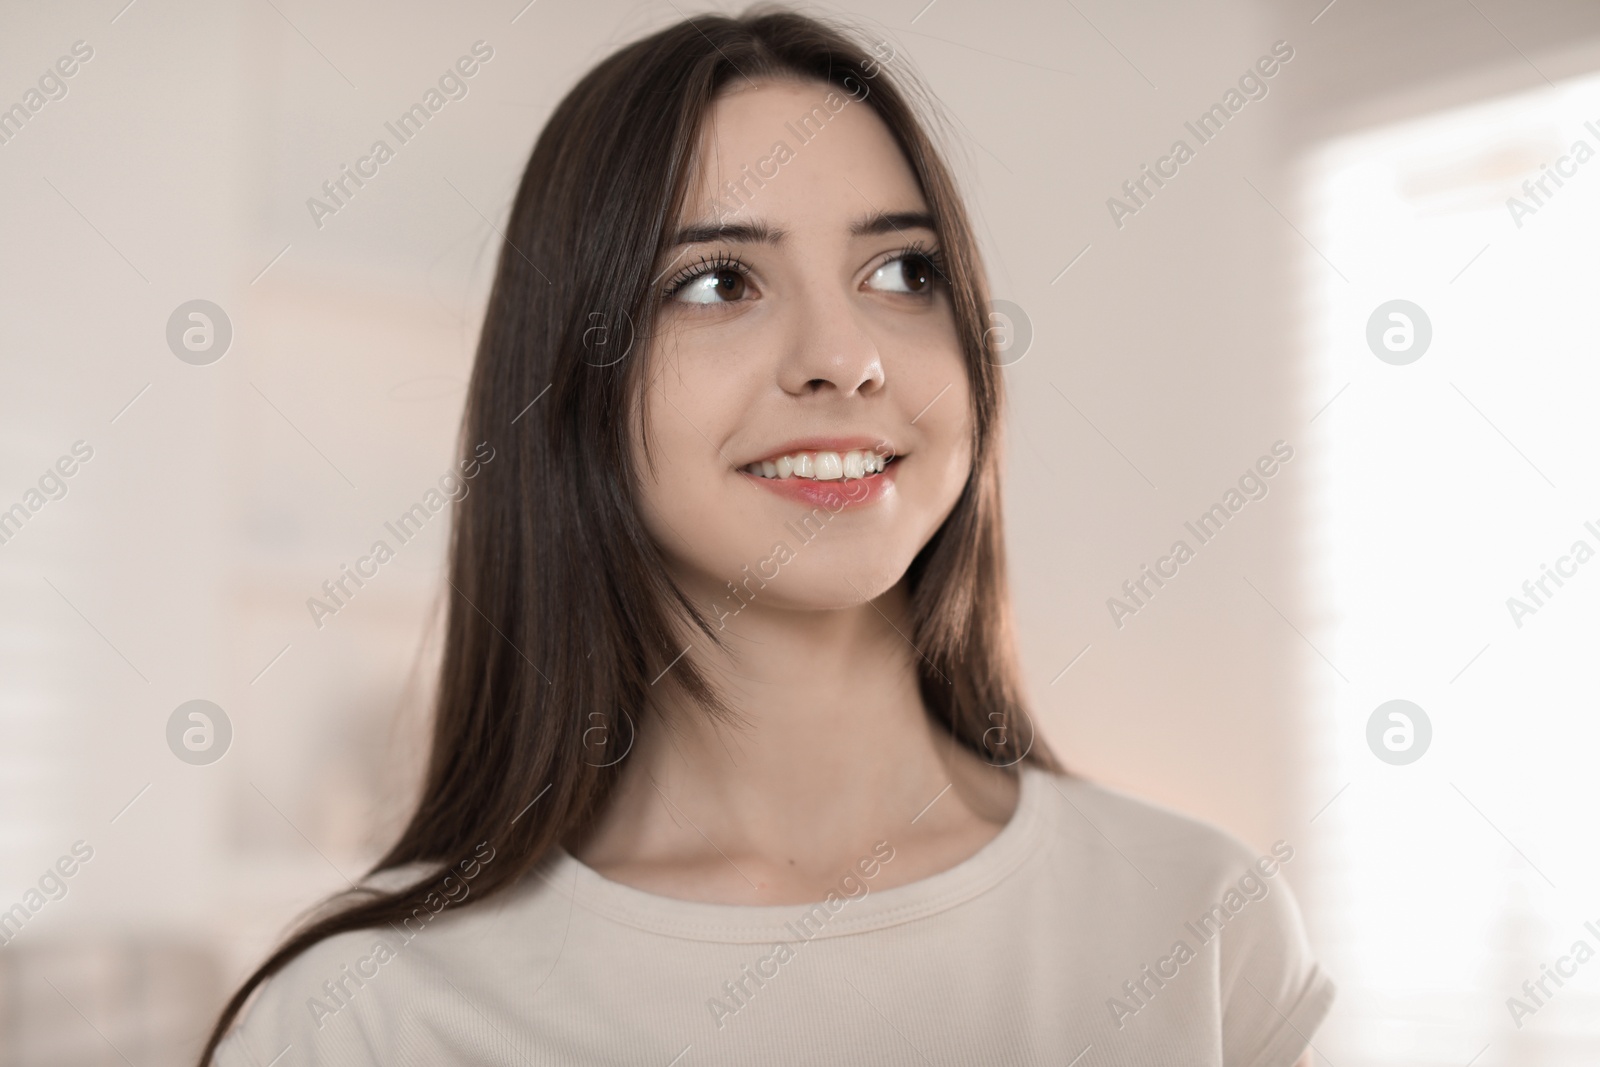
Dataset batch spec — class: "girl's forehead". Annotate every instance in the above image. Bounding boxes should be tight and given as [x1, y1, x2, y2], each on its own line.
[680, 78, 925, 229]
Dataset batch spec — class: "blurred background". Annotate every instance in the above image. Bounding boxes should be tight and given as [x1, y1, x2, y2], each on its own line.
[3, 0, 1599, 1063]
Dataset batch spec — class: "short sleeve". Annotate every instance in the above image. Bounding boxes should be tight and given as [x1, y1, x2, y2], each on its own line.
[210, 930, 402, 1067]
[212, 865, 445, 1067]
[1214, 847, 1336, 1067]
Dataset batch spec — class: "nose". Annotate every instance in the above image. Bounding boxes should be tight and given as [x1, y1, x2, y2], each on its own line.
[775, 282, 886, 398]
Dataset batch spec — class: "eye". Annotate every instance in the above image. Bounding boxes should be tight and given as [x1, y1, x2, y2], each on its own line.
[865, 247, 943, 296]
[664, 254, 751, 305]
[675, 269, 747, 304]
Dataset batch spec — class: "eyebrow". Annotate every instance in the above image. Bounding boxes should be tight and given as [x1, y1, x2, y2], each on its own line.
[666, 210, 936, 248]
[852, 210, 936, 238]
[669, 220, 784, 247]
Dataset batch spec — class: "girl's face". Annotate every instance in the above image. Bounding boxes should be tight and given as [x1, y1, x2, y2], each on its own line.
[632, 77, 973, 621]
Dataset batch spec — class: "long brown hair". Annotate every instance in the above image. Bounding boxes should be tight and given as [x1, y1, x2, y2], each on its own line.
[200, 8, 1056, 1062]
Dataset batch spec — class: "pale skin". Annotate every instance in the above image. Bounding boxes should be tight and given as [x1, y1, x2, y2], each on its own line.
[566, 76, 1317, 1067]
[570, 76, 1016, 903]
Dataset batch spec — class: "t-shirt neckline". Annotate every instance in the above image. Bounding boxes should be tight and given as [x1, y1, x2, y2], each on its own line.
[538, 765, 1051, 944]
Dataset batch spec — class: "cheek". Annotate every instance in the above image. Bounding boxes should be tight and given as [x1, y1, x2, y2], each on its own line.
[630, 346, 770, 569]
[630, 320, 976, 612]
[888, 333, 973, 511]
[903, 373, 974, 532]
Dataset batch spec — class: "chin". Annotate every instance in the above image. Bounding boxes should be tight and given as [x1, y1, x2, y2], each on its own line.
[690, 527, 921, 627]
[648, 462, 963, 621]
[773, 553, 913, 610]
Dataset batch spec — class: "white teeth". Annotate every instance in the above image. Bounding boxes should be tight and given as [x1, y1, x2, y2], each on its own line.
[741, 448, 895, 481]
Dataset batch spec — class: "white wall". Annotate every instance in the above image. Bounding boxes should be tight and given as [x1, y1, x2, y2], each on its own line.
[3, 0, 1599, 1063]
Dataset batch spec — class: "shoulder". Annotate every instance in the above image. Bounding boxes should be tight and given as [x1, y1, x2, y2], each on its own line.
[1028, 767, 1315, 969]
[1027, 768, 1335, 1061]
[1030, 768, 1295, 901]
[213, 922, 414, 1067]
[215, 861, 573, 1067]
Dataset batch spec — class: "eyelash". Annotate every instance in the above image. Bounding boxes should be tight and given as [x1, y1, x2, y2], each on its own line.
[893, 240, 948, 283]
[659, 243, 948, 299]
[662, 252, 743, 297]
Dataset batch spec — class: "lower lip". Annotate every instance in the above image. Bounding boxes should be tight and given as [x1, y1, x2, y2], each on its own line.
[740, 461, 899, 508]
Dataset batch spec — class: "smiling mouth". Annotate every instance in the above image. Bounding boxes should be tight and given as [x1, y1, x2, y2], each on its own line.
[740, 448, 897, 482]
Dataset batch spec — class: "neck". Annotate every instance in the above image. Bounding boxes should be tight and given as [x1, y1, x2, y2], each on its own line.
[570, 578, 1021, 903]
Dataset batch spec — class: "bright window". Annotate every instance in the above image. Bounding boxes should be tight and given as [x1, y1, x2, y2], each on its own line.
[1304, 70, 1600, 1064]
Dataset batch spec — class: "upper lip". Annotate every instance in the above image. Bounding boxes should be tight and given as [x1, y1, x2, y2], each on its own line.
[740, 436, 900, 466]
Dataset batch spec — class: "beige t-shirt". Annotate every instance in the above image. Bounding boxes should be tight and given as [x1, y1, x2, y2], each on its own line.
[219, 767, 1334, 1066]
